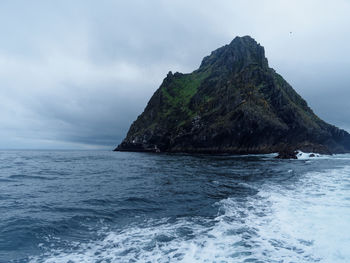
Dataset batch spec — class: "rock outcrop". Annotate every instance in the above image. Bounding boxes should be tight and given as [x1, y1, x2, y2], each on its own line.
[115, 36, 350, 155]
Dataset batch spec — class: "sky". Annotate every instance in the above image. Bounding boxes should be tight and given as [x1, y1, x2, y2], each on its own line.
[0, 0, 349, 149]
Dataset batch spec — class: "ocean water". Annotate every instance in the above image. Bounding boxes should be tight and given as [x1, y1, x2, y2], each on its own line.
[0, 151, 349, 263]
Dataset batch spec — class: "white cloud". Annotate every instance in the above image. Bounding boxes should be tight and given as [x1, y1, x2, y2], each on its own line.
[0, 0, 350, 148]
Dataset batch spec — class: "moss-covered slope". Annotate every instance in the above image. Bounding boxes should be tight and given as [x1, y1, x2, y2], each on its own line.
[115, 36, 350, 154]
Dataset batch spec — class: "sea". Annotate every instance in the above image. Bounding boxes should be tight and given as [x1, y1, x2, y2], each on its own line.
[0, 150, 349, 263]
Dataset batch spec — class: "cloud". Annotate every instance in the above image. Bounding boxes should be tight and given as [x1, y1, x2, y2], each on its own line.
[0, 0, 349, 149]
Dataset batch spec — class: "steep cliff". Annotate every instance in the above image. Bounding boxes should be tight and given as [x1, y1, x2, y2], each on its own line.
[115, 36, 350, 154]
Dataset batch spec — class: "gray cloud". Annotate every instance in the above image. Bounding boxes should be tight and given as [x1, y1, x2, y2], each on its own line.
[0, 0, 349, 149]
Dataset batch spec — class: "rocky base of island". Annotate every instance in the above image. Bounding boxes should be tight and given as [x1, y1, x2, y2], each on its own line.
[115, 141, 335, 159]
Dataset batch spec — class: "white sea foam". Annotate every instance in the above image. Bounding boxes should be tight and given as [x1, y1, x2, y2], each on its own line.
[295, 151, 324, 160]
[296, 151, 350, 160]
[263, 165, 350, 262]
[30, 166, 350, 263]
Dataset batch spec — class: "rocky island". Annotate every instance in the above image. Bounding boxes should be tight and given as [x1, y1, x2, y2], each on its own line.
[115, 36, 350, 156]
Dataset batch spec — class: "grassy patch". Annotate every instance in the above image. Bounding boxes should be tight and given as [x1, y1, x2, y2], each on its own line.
[161, 70, 210, 119]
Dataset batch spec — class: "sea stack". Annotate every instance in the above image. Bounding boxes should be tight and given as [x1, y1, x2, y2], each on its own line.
[115, 36, 350, 155]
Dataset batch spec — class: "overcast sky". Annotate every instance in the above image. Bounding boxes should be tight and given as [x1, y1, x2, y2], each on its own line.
[0, 0, 349, 149]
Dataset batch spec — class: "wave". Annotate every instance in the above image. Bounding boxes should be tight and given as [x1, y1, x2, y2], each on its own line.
[295, 151, 350, 161]
[28, 166, 350, 263]
[9, 174, 57, 180]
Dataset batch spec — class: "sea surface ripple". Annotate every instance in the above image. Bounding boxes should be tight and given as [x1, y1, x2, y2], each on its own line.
[0, 150, 349, 263]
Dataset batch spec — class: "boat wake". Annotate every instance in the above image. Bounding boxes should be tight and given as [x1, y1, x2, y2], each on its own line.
[29, 165, 350, 263]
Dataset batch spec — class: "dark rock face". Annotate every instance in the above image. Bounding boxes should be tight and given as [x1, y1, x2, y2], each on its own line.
[276, 148, 298, 159]
[115, 36, 350, 155]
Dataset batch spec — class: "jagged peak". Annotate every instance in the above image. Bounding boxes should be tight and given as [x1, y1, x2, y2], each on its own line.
[199, 36, 268, 72]
[229, 35, 257, 45]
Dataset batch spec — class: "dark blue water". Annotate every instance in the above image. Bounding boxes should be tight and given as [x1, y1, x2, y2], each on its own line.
[0, 151, 349, 263]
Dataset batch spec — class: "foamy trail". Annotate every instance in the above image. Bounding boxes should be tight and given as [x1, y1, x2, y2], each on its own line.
[29, 165, 350, 263]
